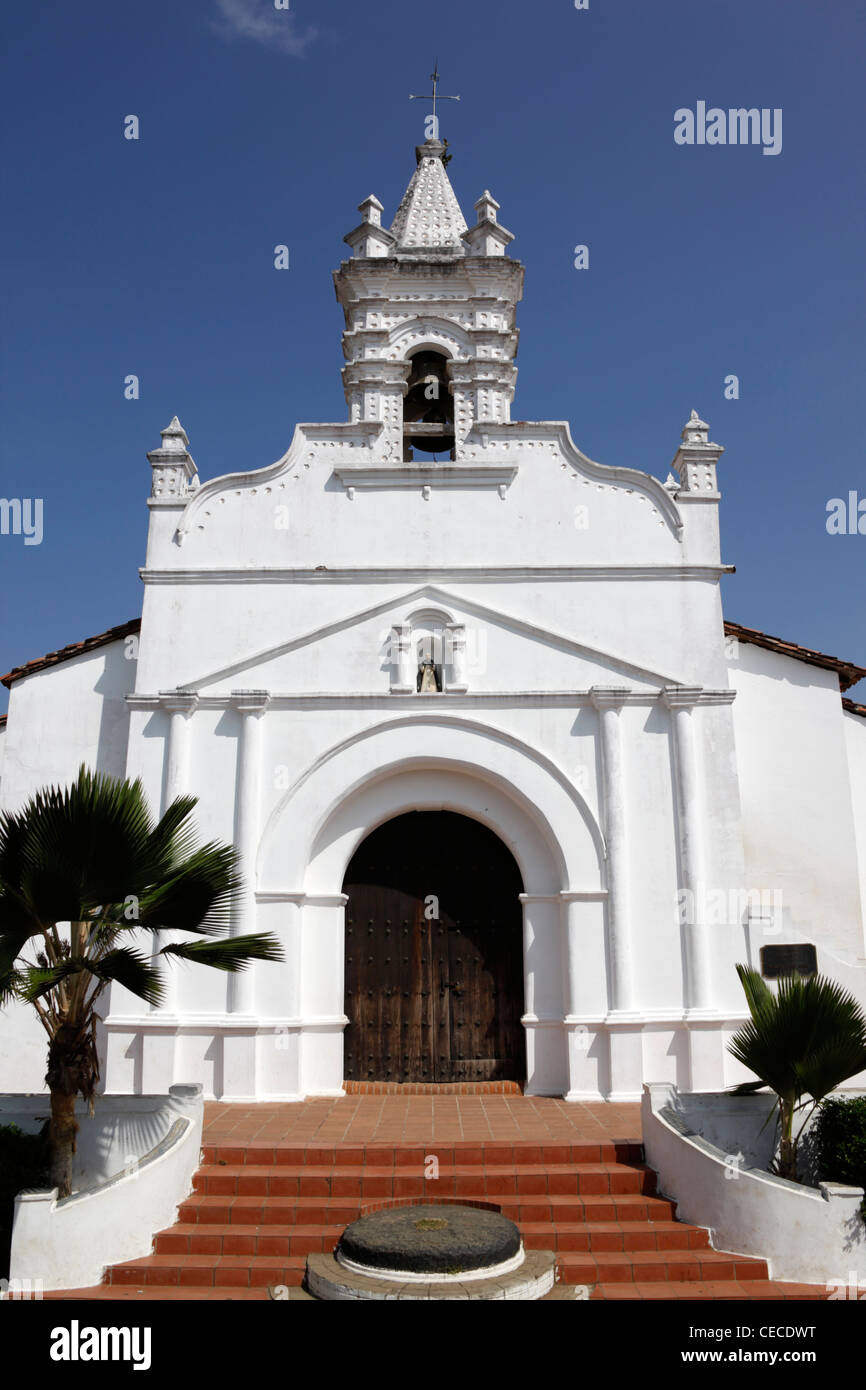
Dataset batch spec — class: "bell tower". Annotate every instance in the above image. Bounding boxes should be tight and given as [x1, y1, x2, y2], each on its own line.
[334, 131, 523, 464]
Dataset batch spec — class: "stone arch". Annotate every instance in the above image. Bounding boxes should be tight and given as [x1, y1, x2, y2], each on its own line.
[257, 715, 605, 896]
[387, 317, 472, 362]
[256, 717, 606, 1099]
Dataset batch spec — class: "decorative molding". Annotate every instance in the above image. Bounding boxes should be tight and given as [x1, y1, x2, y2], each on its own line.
[590, 686, 632, 710]
[129, 689, 736, 712]
[140, 564, 735, 585]
[158, 691, 199, 715]
[332, 462, 518, 493]
[661, 685, 704, 710]
[174, 422, 384, 542]
[230, 689, 271, 716]
[102, 1015, 350, 1032]
[255, 892, 349, 907]
[459, 421, 685, 537]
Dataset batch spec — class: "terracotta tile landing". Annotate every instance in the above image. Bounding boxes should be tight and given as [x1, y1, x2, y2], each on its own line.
[203, 1095, 643, 1146]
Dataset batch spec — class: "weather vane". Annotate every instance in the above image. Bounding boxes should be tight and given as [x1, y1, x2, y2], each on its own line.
[410, 60, 460, 138]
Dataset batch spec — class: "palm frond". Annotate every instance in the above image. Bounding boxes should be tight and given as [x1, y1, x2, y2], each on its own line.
[735, 964, 773, 1017]
[86, 949, 165, 1007]
[145, 796, 202, 873]
[160, 933, 284, 972]
[729, 964, 866, 1103]
[136, 844, 243, 936]
[12, 766, 156, 923]
[16, 958, 87, 1004]
[0, 966, 27, 1007]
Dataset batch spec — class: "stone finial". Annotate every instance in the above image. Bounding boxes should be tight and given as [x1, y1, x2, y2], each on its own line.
[147, 416, 198, 503]
[681, 410, 710, 446]
[670, 409, 724, 496]
[359, 195, 384, 227]
[160, 416, 190, 451]
[462, 189, 513, 259]
[475, 190, 500, 225]
[344, 197, 396, 259]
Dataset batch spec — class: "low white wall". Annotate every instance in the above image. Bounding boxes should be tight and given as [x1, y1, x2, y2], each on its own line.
[8, 1084, 203, 1291]
[642, 1083, 866, 1287]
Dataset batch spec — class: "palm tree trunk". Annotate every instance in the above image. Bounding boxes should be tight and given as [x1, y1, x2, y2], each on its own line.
[778, 1097, 797, 1181]
[45, 1022, 89, 1199]
[47, 1087, 77, 1198]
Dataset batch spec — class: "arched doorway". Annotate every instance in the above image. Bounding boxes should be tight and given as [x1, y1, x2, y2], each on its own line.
[342, 810, 526, 1084]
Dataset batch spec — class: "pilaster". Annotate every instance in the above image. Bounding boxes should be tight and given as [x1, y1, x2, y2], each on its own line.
[663, 686, 712, 1015]
[229, 690, 270, 1015]
[590, 687, 636, 1014]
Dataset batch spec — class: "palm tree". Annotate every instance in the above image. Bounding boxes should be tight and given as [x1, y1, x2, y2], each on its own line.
[0, 765, 283, 1197]
[728, 963, 866, 1181]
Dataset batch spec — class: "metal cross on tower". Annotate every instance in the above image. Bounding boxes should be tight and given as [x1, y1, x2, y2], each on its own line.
[409, 60, 460, 134]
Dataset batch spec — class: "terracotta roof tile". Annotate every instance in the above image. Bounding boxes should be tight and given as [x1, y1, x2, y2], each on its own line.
[1, 618, 142, 689]
[724, 621, 866, 692]
[843, 698, 866, 719]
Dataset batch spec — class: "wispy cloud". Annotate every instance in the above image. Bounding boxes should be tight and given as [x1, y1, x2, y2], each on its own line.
[211, 0, 318, 57]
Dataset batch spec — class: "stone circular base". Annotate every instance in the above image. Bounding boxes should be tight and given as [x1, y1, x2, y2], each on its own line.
[306, 1249, 557, 1301]
[336, 1205, 521, 1280]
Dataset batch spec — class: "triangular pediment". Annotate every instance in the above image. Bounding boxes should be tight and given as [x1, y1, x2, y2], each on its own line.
[184, 585, 687, 694]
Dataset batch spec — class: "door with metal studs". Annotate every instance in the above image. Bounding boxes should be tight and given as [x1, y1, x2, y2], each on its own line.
[343, 811, 526, 1084]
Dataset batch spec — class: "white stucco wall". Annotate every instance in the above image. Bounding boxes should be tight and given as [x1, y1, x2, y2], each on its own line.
[0, 639, 137, 1093]
[727, 642, 865, 959]
[0, 639, 135, 814]
[844, 708, 866, 954]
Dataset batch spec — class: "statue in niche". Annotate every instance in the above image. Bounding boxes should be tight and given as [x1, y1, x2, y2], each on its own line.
[416, 635, 443, 693]
[417, 657, 442, 693]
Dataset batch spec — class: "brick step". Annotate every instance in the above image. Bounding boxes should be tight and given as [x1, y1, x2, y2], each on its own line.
[155, 1223, 347, 1257]
[192, 1161, 657, 1199]
[202, 1141, 645, 1168]
[557, 1250, 770, 1285]
[519, 1220, 710, 1252]
[107, 1246, 771, 1290]
[45, 1285, 272, 1301]
[177, 1190, 679, 1227]
[107, 1254, 309, 1288]
[590, 1281, 829, 1301]
[154, 1217, 711, 1258]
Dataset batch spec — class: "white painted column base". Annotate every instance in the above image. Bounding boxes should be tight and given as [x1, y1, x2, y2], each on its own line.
[605, 1016, 645, 1101]
[521, 1017, 567, 1096]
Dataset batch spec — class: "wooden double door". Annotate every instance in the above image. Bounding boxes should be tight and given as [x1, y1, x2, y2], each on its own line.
[343, 811, 525, 1084]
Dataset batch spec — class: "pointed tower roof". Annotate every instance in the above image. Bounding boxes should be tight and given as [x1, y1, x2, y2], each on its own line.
[390, 139, 468, 254]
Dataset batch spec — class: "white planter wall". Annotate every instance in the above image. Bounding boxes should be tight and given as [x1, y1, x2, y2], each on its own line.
[8, 1084, 203, 1292]
[642, 1083, 866, 1286]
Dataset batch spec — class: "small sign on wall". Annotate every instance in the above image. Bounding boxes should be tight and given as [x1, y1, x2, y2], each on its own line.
[760, 944, 818, 979]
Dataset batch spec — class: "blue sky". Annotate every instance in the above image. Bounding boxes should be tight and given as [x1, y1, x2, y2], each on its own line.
[1, 0, 864, 712]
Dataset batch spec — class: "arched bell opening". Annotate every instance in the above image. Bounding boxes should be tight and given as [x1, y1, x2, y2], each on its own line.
[403, 349, 455, 461]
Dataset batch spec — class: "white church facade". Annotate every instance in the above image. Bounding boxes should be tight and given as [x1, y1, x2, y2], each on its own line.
[2, 137, 865, 1104]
